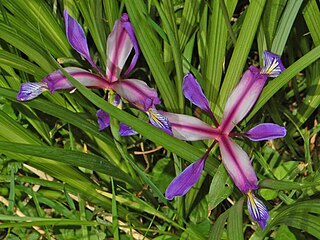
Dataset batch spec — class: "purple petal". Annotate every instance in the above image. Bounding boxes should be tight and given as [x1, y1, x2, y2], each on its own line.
[64, 10, 104, 77]
[165, 157, 207, 200]
[247, 191, 270, 230]
[96, 109, 110, 130]
[119, 123, 138, 136]
[16, 82, 48, 101]
[183, 73, 215, 119]
[244, 123, 286, 141]
[43, 67, 108, 93]
[260, 51, 285, 78]
[162, 112, 220, 141]
[106, 14, 139, 82]
[221, 66, 268, 133]
[111, 79, 160, 111]
[147, 108, 172, 135]
[219, 135, 258, 193]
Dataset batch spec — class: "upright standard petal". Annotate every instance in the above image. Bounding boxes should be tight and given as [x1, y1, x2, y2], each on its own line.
[183, 73, 215, 121]
[244, 123, 286, 141]
[43, 67, 108, 93]
[147, 108, 172, 135]
[260, 51, 285, 78]
[219, 135, 258, 193]
[111, 79, 160, 111]
[165, 156, 206, 200]
[247, 191, 270, 230]
[221, 66, 268, 133]
[106, 14, 138, 82]
[119, 123, 138, 136]
[162, 112, 220, 141]
[16, 82, 48, 101]
[64, 10, 104, 77]
[96, 109, 110, 131]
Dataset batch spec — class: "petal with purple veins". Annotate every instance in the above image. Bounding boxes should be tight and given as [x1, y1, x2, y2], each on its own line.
[43, 67, 108, 93]
[64, 10, 104, 77]
[111, 79, 160, 111]
[162, 112, 220, 141]
[260, 51, 285, 78]
[247, 191, 270, 230]
[119, 123, 138, 136]
[165, 156, 207, 200]
[221, 66, 268, 133]
[244, 123, 286, 141]
[16, 82, 48, 101]
[219, 135, 258, 193]
[147, 108, 172, 135]
[96, 109, 110, 131]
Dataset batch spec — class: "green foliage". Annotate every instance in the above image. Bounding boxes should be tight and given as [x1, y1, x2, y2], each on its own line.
[0, 0, 319, 239]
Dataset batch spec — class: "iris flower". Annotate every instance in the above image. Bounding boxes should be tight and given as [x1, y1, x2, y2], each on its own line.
[163, 51, 286, 229]
[16, 10, 171, 135]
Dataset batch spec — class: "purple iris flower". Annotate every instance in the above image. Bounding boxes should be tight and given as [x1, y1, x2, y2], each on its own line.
[164, 51, 286, 230]
[16, 10, 171, 135]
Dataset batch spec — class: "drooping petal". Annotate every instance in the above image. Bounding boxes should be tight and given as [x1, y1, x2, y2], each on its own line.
[162, 112, 220, 141]
[165, 156, 207, 200]
[64, 10, 104, 77]
[221, 66, 268, 133]
[183, 73, 215, 120]
[247, 191, 270, 230]
[219, 135, 258, 193]
[119, 122, 138, 136]
[147, 108, 172, 135]
[244, 123, 286, 141]
[16, 82, 48, 101]
[96, 109, 110, 130]
[260, 51, 285, 78]
[43, 67, 108, 93]
[111, 79, 160, 111]
[106, 13, 138, 82]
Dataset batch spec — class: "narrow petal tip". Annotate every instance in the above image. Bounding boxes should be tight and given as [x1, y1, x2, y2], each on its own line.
[16, 82, 48, 101]
[165, 158, 206, 200]
[244, 123, 286, 141]
[247, 191, 270, 230]
[119, 123, 138, 136]
[260, 51, 285, 78]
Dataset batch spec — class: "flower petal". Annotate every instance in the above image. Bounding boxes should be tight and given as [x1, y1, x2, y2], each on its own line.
[119, 123, 138, 136]
[162, 112, 220, 141]
[16, 82, 48, 101]
[147, 108, 172, 135]
[244, 123, 286, 141]
[165, 157, 207, 200]
[64, 10, 104, 77]
[106, 13, 139, 82]
[221, 66, 268, 133]
[247, 191, 270, 230]
[96, 109, 110, 131]
[112, 79, 160, 111]
[219, 135, 258, 193]
[260, 51, 285, 78]
[43, 67, 108, 93]
[183, 73, 215, 119]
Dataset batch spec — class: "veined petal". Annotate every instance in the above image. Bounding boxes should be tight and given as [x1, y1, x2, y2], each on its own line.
[162, 112, 220, 141]
[16, 82, 48, 101]
[119, 123, 138, 136]
[183, 73, 215, 119]
[247, 191, 270, 230]
[64, 10, 104, 77]
[106, 13, 138, 82]
[112, 79, 160, 111]
[165, 157, 207, 200]
[260, 51, 285, 78]
[221, 66, 268, 133]
[43, 67, 108, 93]
[244, 123, 286, 141]
[219, 135, 258, 193]
[96, 109, 110, 131]
[147, 108, 172, 135]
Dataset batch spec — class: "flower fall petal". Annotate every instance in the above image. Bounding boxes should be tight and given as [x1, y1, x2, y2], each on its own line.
[247, 191, 270, 230]
[96, 109, 110, 131]
[260, 51, 285, 78]
[16, 82, 48, 101]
